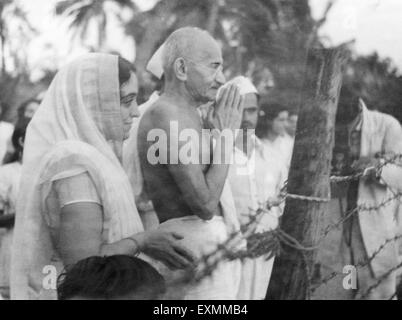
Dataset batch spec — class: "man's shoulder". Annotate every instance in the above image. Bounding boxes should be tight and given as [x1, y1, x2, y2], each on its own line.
[143, 98, 181, 121]
[142, 97, 200, 130]
[368, 109, 400, 130]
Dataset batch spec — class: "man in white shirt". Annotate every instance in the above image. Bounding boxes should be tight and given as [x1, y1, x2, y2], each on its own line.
[315, 86, 402, 299]
[227, 76, 286, 299]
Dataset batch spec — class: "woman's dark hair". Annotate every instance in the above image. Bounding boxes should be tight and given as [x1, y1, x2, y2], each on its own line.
[57, 255, 166, 300]
[2, 117, 31, 165]
[118, 56, 136, 87]
[256, 102, 289, 138]
[17, 98, 40, 119]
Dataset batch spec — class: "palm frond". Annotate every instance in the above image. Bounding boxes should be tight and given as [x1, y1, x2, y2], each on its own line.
[55, 0, 88, 16]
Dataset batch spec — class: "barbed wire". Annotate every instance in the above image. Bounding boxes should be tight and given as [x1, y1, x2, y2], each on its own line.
[359, 260, 402, 299]
[311, 233, 402, 292]
[388, 292, 398, 300]
[169, 153, 402, 299]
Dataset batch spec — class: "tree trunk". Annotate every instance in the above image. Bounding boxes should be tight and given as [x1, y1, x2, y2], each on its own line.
[267, 47, 347, 300]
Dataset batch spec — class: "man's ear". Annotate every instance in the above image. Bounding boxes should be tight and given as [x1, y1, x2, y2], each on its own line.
[18, 137, 24, 149]
[174, 58, 187, 81]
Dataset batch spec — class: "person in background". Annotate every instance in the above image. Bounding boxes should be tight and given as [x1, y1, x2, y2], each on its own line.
[282, 109, 298, 168]
[35, 91, 46, 103]
[286, 110, 298, 138]
[256, 102, 291, 173]
[314, 85, 402, 299]
[11, 53, 195, 300]
[17, 98, 41, 120]
[252, 67, 275, 97]
[226, 76, 285, 300]
[57, 255, 165, 300]
[2, 99, 41, 165]
[0, 101, 14, 165]
[0, 117, 30, 299]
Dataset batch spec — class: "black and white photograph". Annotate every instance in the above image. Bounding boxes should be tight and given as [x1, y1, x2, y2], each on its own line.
[0, 0, 402, 305]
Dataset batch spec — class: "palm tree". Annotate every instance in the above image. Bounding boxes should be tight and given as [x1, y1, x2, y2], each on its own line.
[56, 0, 330, 107]
[126, 0, 219, 77]
[0, 0, 13, 75]
[0, 0, 37, 75]
[0, 0, 37, 120]
[55, 0, 136, 50]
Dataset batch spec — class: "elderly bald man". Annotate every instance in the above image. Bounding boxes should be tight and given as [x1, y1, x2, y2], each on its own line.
[138, 27, 244, 299]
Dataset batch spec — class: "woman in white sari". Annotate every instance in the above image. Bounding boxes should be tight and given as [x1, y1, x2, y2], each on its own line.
[10, 53, 195, 300]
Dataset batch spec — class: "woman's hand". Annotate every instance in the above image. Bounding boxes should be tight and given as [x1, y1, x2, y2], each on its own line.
[136, 230, 197, 270]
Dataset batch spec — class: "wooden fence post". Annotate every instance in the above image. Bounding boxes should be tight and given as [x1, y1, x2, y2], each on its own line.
[267, 47, 347, 300]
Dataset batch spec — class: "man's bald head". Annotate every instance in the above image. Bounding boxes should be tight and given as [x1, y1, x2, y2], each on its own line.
[162, 27, 221, 81]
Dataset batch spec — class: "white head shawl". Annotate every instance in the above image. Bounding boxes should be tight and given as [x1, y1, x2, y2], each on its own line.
[219, 76, 258, 96]
[11, 53, 144, 300]
[146, 43, 165, 79]
[199, 76, 259, 120]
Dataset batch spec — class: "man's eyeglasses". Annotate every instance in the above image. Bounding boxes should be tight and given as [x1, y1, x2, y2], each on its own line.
[185, 58, 223, 78]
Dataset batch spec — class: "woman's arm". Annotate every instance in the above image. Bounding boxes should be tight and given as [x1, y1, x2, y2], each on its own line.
[58, 202, 195, 269]
[58, 202, 129, 265]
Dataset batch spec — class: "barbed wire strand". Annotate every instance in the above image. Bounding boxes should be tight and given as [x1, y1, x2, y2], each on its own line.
[167, 154, 402, 299]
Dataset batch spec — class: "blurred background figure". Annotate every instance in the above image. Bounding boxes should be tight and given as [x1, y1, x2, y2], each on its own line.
[286, 111, 298, 138]
[2, 98, 40, 165]
[226, 76, 285, 300]
[0, 117, 30, 299]
[282, 109, 298, 167]
[314, 86, 402, 300]
[17, 98, 41, 120]
[57, 255, 166, 300]
[252, 67, 275, 97]
[35, 91, 46, 103]
[256, 102, 292, 171]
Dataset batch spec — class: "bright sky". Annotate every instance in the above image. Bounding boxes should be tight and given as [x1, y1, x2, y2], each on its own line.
[10, 0, 402, 79]
[310, 0, 402, 71]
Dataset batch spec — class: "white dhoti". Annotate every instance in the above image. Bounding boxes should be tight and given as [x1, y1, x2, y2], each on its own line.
[151, 215, 241, 300]
[237, 211, 278, 300]
[237, 256, 275, 300]
[227, 129, 284, 300]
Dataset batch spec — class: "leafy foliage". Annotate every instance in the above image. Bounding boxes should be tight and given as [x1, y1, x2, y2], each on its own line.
[0, 0, 38, 119]
[55, 0, 135, 48]
[344, 52, 402, 122]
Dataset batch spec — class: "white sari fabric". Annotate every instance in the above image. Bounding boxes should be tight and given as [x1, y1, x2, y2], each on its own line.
[11, 53, 144, 300]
